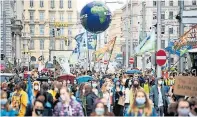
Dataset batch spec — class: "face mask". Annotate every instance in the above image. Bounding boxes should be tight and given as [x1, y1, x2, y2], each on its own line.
[129, 82, 132, 86]
[116, 82, 120, 86]
[82, 89, 85, 94]
[48, 81, 51, 84]
[194, 108, 197, 113]
[136, 97, 146, 105]
[74, 81, 77, 84]
[61, 95, 66, 101]
[67, 81, 70, 84]
[92, 83, 97, 88]
[177, 108, 190, 116]
[54, 88, 58, 92]
[1, 99, 7, 105]
[158, 81, 163, 85]
[35, 108, 44, 116]
[34, 85, 39, 90]
[95, 108, 105, 115]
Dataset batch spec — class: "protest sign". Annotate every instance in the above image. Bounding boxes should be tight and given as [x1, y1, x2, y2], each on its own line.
[174, 76, 197, 97]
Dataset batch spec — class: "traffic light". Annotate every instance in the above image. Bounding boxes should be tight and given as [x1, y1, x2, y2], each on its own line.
[1, 54, 5, 60]
[52, 29, 55, 37]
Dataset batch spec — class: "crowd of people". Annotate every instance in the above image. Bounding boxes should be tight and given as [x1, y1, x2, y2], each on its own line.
[1, 69, 197, 116]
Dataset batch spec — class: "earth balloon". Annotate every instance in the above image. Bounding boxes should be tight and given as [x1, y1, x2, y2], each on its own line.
[80, 1, 112, 34]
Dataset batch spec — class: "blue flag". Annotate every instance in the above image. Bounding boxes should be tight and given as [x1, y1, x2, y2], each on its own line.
[27, 76, 33, 105]
[86, 32, 97, 50]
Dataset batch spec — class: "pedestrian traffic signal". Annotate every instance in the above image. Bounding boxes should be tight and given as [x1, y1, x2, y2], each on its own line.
[52, 29, 55, 37]
[1, 54, 5, 60]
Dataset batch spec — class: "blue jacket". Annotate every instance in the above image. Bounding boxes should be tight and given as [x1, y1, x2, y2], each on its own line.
[0, 109, 18, 116]
[125, 108, 157, 116]
[149, 85, 170, 107]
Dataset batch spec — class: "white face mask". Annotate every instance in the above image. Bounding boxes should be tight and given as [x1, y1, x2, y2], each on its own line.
[34, 85, 39, 90]
[82, 89, 85, 94]
[54, 88, 58, 92]
[158, 81, 163, 85]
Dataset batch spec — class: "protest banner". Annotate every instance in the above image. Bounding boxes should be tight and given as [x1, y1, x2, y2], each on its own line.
[174, 76, 197, 97]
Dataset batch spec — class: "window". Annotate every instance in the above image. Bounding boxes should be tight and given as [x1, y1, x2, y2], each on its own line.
[40, 39, 44, 50]
[192, 0, 196, 5]
[40, 0, 44, 8]
[68, 0, 72, 8]
[153, 1, 157, 6]
[169, 27, 173, 34]
[60, 0, 63, 8]
[161, 40, 165, 49]
[161, 25, 165, 34]
[40, 25, 44, 35]
[39, 12, 44, 21]
[169, 1, 173, 6]
[161, 1, 165, 6]
[161, 12, 165, 19]
[29, 40, 34, 50]
[169, 11, 173, 19]
[60, 40, 64, 50]
[30, 0, 33, 7]
[68, 26, 72, 36]
[30, 25, 35, 36]
[153, 12, 157, 20]
[178, 1, 181, 6]
[29, 11, 34, 22]
[49, 39, 55, 49]
[68, 13, 72, 22]
[59, 12, 64, 21]
[49, 12, 55, 21]
[60, 27, 64, 35]
[51, 0, 55, 8]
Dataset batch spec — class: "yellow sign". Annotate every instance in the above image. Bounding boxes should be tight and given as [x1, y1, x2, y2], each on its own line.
[56, 36, 68, 39]
[54, 22, 68, 27]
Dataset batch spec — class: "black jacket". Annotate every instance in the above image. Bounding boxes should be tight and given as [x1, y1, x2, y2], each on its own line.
[86, 92, 98, 116]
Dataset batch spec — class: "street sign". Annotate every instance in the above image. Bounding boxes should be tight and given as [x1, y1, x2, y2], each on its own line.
[129, 58, 134, 64]
[104, 60, 108, 65]
[156, 49, 167, 66]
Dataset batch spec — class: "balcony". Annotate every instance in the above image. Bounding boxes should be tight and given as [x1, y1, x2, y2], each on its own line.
[24, 19, 30, 23]
[35, 19, 39, 23]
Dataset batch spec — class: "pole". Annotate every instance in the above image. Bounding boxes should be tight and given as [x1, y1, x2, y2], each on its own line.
[156, 1, 162, 78]
[3, 2, 6, 58]
[179, 1, 184, 73]
[125, 0, 129, 69]
[141, 1, 146, 71]
[168, 27, 171, 71]
[129, 0, 134, 69]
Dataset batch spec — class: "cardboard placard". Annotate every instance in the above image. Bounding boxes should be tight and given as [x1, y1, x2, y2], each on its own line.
[174, 76, 197, 97]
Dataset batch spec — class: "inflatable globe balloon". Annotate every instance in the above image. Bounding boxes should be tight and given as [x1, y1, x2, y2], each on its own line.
[80, 1, 112, 34]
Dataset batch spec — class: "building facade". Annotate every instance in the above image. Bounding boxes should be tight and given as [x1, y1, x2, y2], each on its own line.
[121, 0, 197, 69]
[23, 0, 77, 62]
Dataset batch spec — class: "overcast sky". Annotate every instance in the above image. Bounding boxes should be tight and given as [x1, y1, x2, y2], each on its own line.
[77, 0, 127, 12]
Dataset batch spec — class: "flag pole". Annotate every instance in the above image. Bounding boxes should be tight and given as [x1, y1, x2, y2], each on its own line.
[86, 31, 91, 70]
[93, 34, 98, 71]
[105, 37, 116, 74]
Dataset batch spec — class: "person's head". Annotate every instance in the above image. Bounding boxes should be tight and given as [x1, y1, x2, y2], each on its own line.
[189, 97, 197, 115]
[83, 84, 92, 96]
[15, 81, 26, 92]
[41, 82, 49, 92]
[94, 101, 105, 116]
[92, 80, 98, 88]
[67, 80, 71, 84]
[1, 82, 8, 91]
[33, 81, 40, 91]
[125, 79, 132, 88]
[33, 99, 45, 116]
[121, 76, 127, 86]
[132, 78, 140, 88]
[74, 79, 77, 85]
[60, 87, 71, 103]
[130, 89, 152, 115]
[1, 91, 8, 106]
[115, 80, 121, 87]
[167, 103, 177, 116]
[157, 77, 164, 86]
[176, 98, 190, 116]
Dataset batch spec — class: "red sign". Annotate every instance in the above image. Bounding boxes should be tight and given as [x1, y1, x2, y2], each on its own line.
[129, 58, 134, 64]
[156, 49, 167, 66]
[104, 60, 108, 64]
